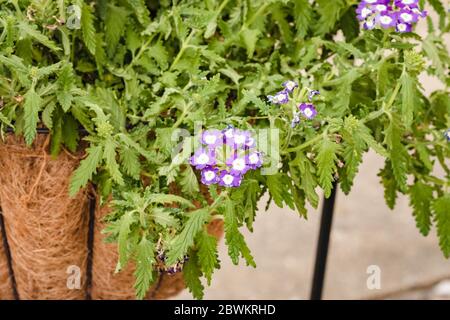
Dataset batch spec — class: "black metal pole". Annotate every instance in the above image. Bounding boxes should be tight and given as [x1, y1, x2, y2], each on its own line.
[310, 181, 338, 300]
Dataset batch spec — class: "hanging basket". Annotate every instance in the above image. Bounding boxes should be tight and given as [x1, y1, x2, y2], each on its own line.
[0, 135, 90, 299]
[0, 134, 224, 300]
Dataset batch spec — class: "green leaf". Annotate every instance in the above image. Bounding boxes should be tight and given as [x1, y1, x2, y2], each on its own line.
[127, 0, 151, 26]
[166, 208, 210, 265]
[62, 114, 80, 153]
[314, 138, 341, 198]
[180, 166, 200, 195]
[151, 208, 178, 227]
[116, 211, 137, 271]
[42, 102, 56, 130]
[294, 0, 312, 39]
[17, 21, 61, 52]
[134, 237, 156, 300]
[266, 173, 294, 209]
[197, 230, 219, 285]
[81, 3, 97, 55]
[433, 195, 450, 258]
[119, 146, 141, 179]
[314, 0, 345, 36]
[69, 144, 103, 196]
[240, 28, 259, 58]
[105, 4, 128, 56]
[379, 160, 398, 209]
[57, 64, 75, 112]
[183, 251, 204, 300]
[147, 193, 195, 208]
[23, 88, 42, 145]
[296, 154, 319, 208]
[409, 182, 433, 236]
[385, 117, 408, 192]
[103, 138, 124, 185]
[223, 199, 256, 267]
[400, 70, 416, 128]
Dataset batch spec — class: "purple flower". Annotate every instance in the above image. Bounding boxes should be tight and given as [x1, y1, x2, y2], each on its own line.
[201, 129, 223, 148]
[200, 166, 219, 185]
[247, 151, 263, 169]
[244, 134, 256, 148]
[227, 129, 250, 148]
[218, 170, 242, 187]
[445, 129, 450, 142]
[394, 0, 419, 9]
[372, 3, 390, 12]
[190, 148, 216, 169]
[282, 80, 298, 93]
[363, 18, 377, 30]
[412, 8, 427, 18]
[397, 9, 418, 24]
[298, 103, 318, 120]
[308, 90, 320, 101]
[226, 155, 250, 175]
[268, 90, 289, 104]
[396, 22, 412, 33]
[377, 12, 397, 28]
[356, 3, 373, 21]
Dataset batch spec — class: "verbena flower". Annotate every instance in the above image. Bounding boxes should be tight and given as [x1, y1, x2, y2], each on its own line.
[190, 148, 216, 169]
[247, 151, 263, 169]
[282, 80, 298, 93]
[218, 170, 242, 187]
[356, 0, 425, 33]
[267, 90, 289, 104]
[299, 103, 318, 119]
[226, 155, 250, 175]
[291, 112, 301, 128]
[200, 166, 219, 185]
[201, 129, 223, 148]
[191, 129, 263, 188]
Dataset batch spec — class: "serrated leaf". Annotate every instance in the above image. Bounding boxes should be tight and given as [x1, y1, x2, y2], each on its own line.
[69, 144, 103, 196]
[223, 199, 256, 267]
[240, 28, 259, 58]
[180, 166, 200, 194]
[433, 195, 450, 258]
[400, 70, 416, 128]
[151, 207, 178, 227]
[409, 182, 433, 236]
[119, 146, 141, 179]
[314, 138, 341, 198]
[103, 138, 124, 185]
[105, 4, 128, 56]
[134, 237, 156, 300]
[17, 21, 61, 52]
[166, 208, 210, 265]
[23, 88, 42, 145]
[266, 173, 294, 209]
[81, 3, 97, 55]
[116, 211, 136, 271]
[294, 0, 312, 38]
[62, 114, 80, 153]
[385, 117, 408, 192]
[197, 230, 219, 285]
[183, 251, 204, 300]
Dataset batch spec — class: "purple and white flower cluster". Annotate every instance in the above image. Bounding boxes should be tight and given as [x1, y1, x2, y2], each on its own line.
[190, 127, 263, 188]
[267, 81, 320, 128]
[356, 0, 427, 33]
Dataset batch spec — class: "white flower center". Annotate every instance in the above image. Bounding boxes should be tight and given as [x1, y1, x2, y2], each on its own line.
[403, 0, 415, 4]
[380, 16, 392, 25]
[234, 134, 246, 145]
[197, 153, 209, 164]
[400, 13, 412, 22]
[249, 154, 259, 164]
[397, 23, 407, 31]
[366, 0, 377, 3]
[232, 158, 246, 171]
[375, 5, 387, 12]
[303, 108, 313, 117]
[366, 20, 375, 28]
[204, 171, 216, 181]
[362, 8, 372, 17]
[222, 174, 234, 185]
[204, 134, 217, 145]
[224, 129, 234, 139]
[276, 93, 286, 101]
[246, 137, 254, 146]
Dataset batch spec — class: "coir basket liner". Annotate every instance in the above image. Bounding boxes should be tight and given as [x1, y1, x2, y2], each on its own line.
[0, 134, 223, 300]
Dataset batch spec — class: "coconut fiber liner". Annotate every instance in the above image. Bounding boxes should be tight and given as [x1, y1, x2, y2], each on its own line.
[0, 218, 14, 300]
[91, 194, 224, 300]
[0, 135, 89, 299]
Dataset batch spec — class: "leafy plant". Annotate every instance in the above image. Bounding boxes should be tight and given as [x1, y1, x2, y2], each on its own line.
[0, 0, 448, 299]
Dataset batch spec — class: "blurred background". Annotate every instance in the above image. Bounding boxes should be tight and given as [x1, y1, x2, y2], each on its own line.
[175, 10, 450, 300]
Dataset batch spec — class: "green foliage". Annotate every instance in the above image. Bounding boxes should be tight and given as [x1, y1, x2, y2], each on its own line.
[0, 0, 448, 299]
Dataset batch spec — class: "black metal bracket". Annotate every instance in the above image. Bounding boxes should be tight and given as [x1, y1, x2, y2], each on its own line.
[310, 181, 338, 300]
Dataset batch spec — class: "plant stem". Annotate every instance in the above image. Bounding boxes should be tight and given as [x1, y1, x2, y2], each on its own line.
[169, 29, 196, 71]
